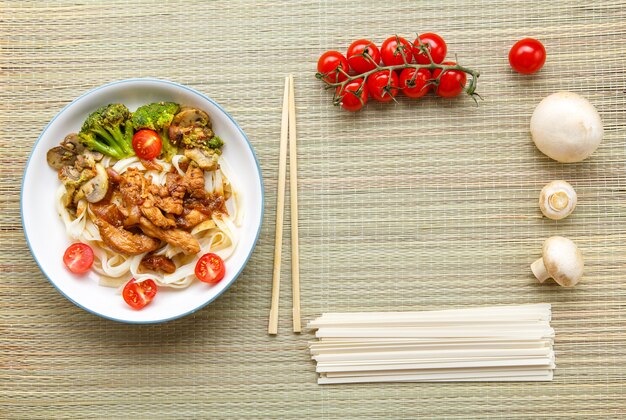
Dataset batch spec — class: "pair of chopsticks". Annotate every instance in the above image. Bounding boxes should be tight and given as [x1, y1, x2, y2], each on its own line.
[268, 75, 301, 335]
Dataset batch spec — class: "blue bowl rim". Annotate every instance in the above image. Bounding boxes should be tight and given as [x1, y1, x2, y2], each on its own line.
[20, 78, 265, 324]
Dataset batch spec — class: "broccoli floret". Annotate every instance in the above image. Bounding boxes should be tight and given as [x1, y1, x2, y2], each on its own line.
[131, 102, 180, 161]
[79, 104, 134, 159]
[207, 135, 224, 151]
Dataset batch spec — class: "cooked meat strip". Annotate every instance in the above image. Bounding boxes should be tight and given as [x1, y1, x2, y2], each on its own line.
[89, 202, 124, 227]
[94, 217, 160, 255]
[147, 182, 184, 215]
[139, 253, 176, 274]
[184, 193, 226, 216]
[182, 166, 206, 199]
[176, 208, 210, 229]
[138, 217, 200, 255]
[140, 159, 163, 172]
[120, 204, 142, 228]
[119, 168, 146, 206]
[106, 167, 121, 184]
[140, 204, 176, 229]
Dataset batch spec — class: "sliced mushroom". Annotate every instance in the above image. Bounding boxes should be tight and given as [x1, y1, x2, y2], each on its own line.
[47, 146, 77, 170]
[168, 108, 213, 146]
[76, 163, 109, 203]
[183, 147, 219, 170]
[60, 133, 85, 154]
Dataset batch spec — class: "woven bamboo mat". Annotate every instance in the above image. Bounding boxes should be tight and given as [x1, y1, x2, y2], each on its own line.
[2, 0, 626, 418]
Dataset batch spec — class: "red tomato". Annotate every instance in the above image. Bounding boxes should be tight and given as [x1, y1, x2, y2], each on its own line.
[509, 38, 546, 74]
[132, 129, 162, 160]
[413, 33, 447, 64]
[380, 36, 413, 66]
[346, 39, 381, 74]
[195, 253, 226, 284]
[335, 78, 368, 112]
[123, 279, 157, 310]
[399, 68, 432, 98]
[433, 62, 467, 97]
[366, 71, 399, 102]
[63, 243, 94, 274]
[317, 51, 350, 83]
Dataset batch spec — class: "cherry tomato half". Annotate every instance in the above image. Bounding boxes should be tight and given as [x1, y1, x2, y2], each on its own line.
[367, 71, 399, 102]
[380, 36, 413, 66]
[399, 68, 432, 99]
[132, 129, 162, 160]
[413, 33, 447, 65]
[509, 38, 546, 75]
[123, 278, 158, 310]
[63, 243, 94, 274]
[433, 62, 467, 98]
[336, 78, 368, 112]
[346, 39, 381, 74]
[317, 51, 350, 83]
[195, 253, 226, 284]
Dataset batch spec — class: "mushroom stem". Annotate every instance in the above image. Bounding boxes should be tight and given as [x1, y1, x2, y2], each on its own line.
[531, 258, 550, 282]
[548, 191, 569, 211]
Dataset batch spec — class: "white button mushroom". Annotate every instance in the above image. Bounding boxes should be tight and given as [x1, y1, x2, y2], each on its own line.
[530, 91, 603, 163]
[531, 236, 584, 287]
[539, 180, 577, 220]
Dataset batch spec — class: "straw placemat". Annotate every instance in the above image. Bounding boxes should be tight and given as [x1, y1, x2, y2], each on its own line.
[2, 1, 625, 418]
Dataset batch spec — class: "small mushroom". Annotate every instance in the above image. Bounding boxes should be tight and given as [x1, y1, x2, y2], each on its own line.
[530, 91, 603, 163]
[47, 146, 77, 170]
[531, 236, 584, 287]
[168, 108, 213, 146]
[76, 163, 109, 203]
[539, 180, 577, 220]
[184, 147, 219, 170]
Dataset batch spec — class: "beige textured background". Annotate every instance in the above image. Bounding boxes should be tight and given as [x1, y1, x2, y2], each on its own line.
[2, 1, 626, 418]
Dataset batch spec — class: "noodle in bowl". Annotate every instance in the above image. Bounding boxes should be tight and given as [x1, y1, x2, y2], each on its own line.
[22, 79, 263, 323]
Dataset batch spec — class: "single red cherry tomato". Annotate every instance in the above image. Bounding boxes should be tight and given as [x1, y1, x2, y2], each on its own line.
[123, 278, 157, 310]
[346, 39, 381, 74]
[63, 243, 94, 274]
[399, 68, 432, 99]
[317, 51, 350, 83]
[433, 62, 467, 98]
[380, 36, 413, 66]
[132, 129, 162, 160]
[413, 33, 447, 65]
[195, 253, 226, 284]
[366, 71, 399, 102]
[509, 38, 546, 75]
[336, 78, 368, 112]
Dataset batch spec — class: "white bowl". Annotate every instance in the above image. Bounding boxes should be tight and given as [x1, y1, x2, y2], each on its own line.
[21, 79, 264, 323]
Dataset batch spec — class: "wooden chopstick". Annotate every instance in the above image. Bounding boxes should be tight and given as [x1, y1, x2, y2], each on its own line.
[268, 76, 290, 335]
[288, 74, 301, 333]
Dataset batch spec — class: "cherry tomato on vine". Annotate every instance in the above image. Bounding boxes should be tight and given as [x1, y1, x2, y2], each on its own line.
[195, 253, 226, 284]
[509, 38, 546, 75]
[63, 243, 94, 274]
[123, 279, 157, 310]
[413, 33, 447, 65]
[317, 50, 350, 83]
[380, 36, 413, 66]
[132, 129, 162, 160]
[433, 62, 467, 98]
[399, 68, 432, 99]
[336, 78, 368, 112]
[346, 39, 381, 74]
[366, 71, 399, 102]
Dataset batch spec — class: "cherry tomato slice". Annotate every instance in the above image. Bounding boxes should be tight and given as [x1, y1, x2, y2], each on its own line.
[346, 39, 381, 74]
[132, 129, 162, 160]
[123, 278, 158, 310]
[367, 71, 399, 102]
[399, 68, 432, 99]
[413, 33, 447, 65]
[63, 243, 94, 274]
[317, 51, 350, 83]
[509, 38, 546, 75]
[380, 36, 413, 66]
[336, 78, 368, 112]
[195, 253, 226, 284]
[433, 62, 467, 98]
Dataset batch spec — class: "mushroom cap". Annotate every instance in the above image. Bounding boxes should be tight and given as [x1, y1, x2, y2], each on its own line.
[539, 180, 577, 220]
[542, 236, 584, 287]
[530, 91, 603, 163]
